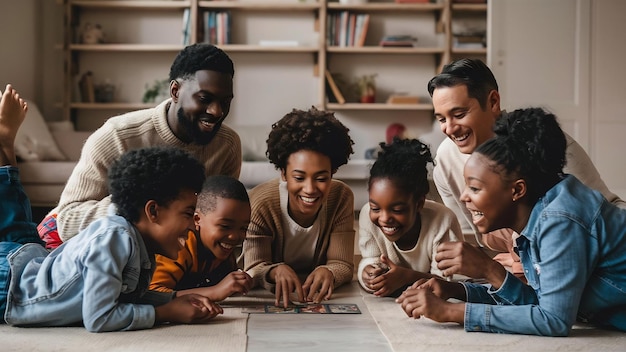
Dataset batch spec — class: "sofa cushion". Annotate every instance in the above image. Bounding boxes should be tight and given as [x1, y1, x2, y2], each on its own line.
[18, 161, 78, 184]
[232, 124, 271, 161]
[15, 101, 67, 161]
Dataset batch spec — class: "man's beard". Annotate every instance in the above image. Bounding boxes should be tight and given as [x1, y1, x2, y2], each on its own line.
[177, 107, 222, 145]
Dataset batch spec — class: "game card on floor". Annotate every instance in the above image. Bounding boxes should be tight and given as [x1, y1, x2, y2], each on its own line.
[242, 303, 361, 314]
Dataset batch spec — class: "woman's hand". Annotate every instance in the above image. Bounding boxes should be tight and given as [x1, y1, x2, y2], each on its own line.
[269, 264, 304, 308]
[302, 266, 335, 303]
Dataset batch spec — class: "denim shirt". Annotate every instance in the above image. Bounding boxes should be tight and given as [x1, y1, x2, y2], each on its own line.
[4, 210, 173, 332]
[463, 175, 626, 336]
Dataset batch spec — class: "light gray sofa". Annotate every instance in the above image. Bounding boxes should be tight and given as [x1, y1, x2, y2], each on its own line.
[17, 121, 371, 210]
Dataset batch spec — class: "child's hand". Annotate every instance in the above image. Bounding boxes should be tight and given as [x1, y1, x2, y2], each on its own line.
[366, 255, 406, 297]
[270, 264, 304, 308]
[209, 270, 253, 301]
[436, 241, 508, 289]
[395, 284, 463, 323]
[302, 266, 334, 303]
[155, 294, 223, 325]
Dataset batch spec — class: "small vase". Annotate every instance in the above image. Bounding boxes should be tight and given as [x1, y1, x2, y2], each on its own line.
[360, 94, 375, 104]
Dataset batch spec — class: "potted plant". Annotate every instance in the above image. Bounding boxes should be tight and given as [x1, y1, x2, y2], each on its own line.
[355, 74, 377, 103]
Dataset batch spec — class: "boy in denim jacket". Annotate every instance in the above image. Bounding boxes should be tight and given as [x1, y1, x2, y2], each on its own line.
[0, 84, 222, 332]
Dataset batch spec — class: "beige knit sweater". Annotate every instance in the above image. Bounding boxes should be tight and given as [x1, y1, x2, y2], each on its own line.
[242, 178, 355, 292]
[54, 99, 242, 241]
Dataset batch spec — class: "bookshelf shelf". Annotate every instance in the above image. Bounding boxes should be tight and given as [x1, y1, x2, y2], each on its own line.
[326, 102, 434, 111]
[69, 44, 185, 52]
[327, 3, 445, 12]
[327, 46, 445, 54]
[60, 0, 487, 124]
[198, 1, 321, 11]
[70, 1, 192, 9]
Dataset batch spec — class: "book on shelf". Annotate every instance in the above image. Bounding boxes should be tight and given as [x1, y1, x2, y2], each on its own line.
[453, 33, 486, 48]
[325, 70, 346, 104]
[203, 10, 231, 45]
[327, 12, 369, 47]
[379, 35, 418, 47]
[79, 71, 95, 103]
[182, 8, 191, 45]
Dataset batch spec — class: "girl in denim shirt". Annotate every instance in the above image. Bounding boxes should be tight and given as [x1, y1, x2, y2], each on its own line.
[396, 107, 626, 336]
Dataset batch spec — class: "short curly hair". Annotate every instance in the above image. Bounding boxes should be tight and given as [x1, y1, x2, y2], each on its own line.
[108, 147, 205, 223]
[196, 175, 250, 215]
[169, 43, 234, 81]
[266, 107, 354, 173]
[369, 138, 434, 200]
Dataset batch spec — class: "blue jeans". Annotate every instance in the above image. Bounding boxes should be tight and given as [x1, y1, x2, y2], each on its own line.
[1, 166, 43, 320]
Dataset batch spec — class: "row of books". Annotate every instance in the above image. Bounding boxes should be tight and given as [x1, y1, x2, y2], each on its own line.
[326, 12, 370, 47]
[182, 9, 232, 45]
[203, 10, 232, 45]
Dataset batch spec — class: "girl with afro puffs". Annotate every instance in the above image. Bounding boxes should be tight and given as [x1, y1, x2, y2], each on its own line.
[358, 138, 463, 297]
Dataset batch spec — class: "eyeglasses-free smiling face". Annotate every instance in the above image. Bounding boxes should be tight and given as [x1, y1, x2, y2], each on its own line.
[172, 70, 234, 145]
[368, 177, 422, 244]
[461, 153, 517, 234]
[147, 189, 198, 260]
[281, 149, 333, 228]
[195, 197, 251, 263]
[432, 84, 499, 154]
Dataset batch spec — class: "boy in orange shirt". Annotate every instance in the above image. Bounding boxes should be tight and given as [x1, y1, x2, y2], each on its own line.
[150, 175, 253, 301]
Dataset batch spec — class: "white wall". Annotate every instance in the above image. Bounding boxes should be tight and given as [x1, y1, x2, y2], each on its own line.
[0, 0, 63, 122]
[489, 0, 626, 199]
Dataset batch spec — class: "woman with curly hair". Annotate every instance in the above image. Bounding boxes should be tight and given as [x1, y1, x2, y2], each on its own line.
[396, 107, 626, 336]
[358, 138, 463, 297]
[243, 107, 355, 308]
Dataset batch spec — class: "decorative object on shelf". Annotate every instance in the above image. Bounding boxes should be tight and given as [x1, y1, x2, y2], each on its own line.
[78, 71, 95, 103]
[354, 74, 377, 103]
[80, 23, 105, 44]
[364, 123, 409, 159]
[142, 79, 170, 104]
[379, 35, 418, 47]
[95, 80, 115, 103]
[386, 94, 421, 104]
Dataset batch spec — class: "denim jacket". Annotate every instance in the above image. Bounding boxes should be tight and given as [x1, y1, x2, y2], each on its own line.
[463, 175, 626, 336]
[4, 211, 173, 332]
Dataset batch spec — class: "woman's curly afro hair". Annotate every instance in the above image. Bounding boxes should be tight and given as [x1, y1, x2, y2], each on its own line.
[266, 107, 354, 173]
